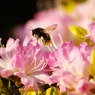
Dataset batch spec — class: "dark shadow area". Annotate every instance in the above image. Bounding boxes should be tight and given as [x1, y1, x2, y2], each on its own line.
[0, 0, 37, 45]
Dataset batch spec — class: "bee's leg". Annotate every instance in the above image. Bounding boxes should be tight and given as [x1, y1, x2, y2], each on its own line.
[41, 36, 44, 40]
[41, 36, 44, 43]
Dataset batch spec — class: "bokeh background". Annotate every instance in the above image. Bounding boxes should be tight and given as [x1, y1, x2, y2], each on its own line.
[0, 0, 94, 46]
[0, 0, 56, 45]
[0, 0, 37, 44]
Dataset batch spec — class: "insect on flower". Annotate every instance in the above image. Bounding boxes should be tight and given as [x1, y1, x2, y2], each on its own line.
[30, 24, 58, 45]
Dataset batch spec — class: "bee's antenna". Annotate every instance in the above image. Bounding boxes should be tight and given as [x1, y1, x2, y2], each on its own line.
[28, 26, 33, 31]
[30, 26, 33, 29]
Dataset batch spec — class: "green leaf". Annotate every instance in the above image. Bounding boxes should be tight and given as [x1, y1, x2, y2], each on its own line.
[73, 0, 87, 3]
[89, 49, 95, 79]
[24, 91, 36, 95]
[60, 92, 67, 95]
[0, 77, 21, 95]
[37, 90, 45, 95]
[19, 88, 25, 95]
[46, 87, 59, 95]
[69, 26, 95, 46]
[91, 49, 95, 66]
[0, 77, 3, 87]
[0, 77, 8, 94]
[69, 26, 88, 41]
[83, 38, 95, 46]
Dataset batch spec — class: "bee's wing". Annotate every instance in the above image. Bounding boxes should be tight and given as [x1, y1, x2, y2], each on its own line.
[44, 24, 58, 33]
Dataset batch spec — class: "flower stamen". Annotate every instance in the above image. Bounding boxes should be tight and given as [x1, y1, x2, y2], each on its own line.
[50, 34, 57, 50]
[58, 33, 63, 45]
[46, 45, 53, 52]
[46, 34, 64, 52]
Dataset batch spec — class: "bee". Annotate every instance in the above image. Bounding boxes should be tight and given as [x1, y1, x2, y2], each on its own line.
[30, 24, 58, 45]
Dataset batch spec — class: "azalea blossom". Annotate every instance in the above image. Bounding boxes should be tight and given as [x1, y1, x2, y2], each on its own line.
[47, 41, 92, 94]
[13, 36, 50, 90]
[0, 36, 50, 91]
[0, 38, 20, 77]
[1, 0, 95, 94]
[84, 21, 95, 44]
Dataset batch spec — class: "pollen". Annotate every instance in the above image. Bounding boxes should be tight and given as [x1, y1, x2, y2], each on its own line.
[44, 41, 51, 45]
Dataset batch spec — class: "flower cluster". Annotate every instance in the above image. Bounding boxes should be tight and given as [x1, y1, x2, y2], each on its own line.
[1, 0, 95, 94]
[0, 36, 50, 94]
[1, 21, 95, 95]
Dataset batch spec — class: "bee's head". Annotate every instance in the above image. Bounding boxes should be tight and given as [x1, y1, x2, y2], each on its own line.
[32, 28, 44, 35]
[32, 29, 35, 36]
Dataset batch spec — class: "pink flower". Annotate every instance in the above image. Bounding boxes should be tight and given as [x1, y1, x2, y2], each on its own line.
[68, 78, 95, 95]
[0, 38, 20, 77]
[48, 41, 92, 93]
[14, 36, 50, 90]
[0, 36, 50, 91]
[84, 21, 95, 44]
